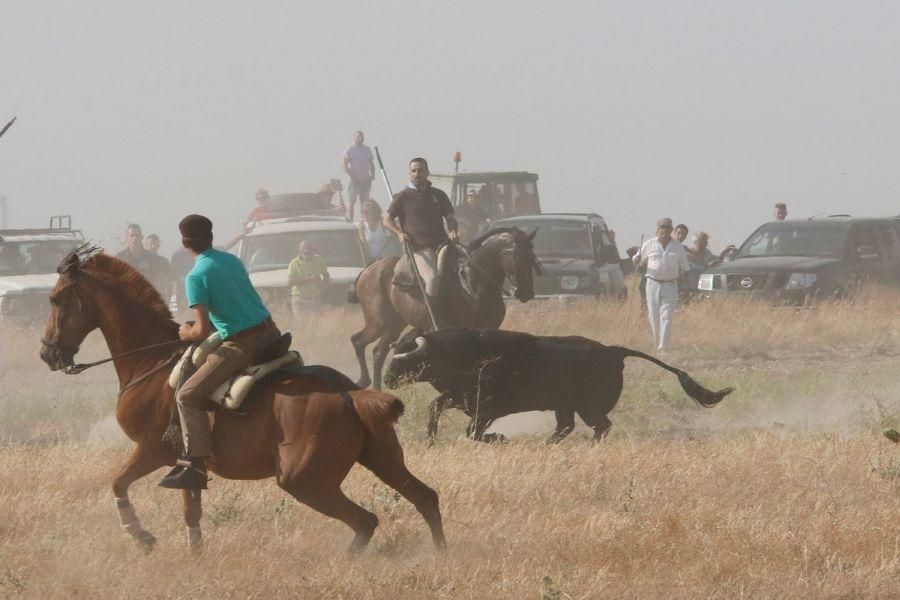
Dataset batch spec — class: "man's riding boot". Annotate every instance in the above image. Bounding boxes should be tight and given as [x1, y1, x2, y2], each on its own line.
[158, 457, 209, 490]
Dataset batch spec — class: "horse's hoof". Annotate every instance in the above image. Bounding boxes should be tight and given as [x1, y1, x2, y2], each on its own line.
[136, 530, 157, 554]
[356, 378, 371, 389]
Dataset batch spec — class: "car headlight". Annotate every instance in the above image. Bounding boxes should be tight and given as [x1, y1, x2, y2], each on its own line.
[698, 274, 715, 291]
[785, 273, 817, 290]
[560, 275, 580, 291]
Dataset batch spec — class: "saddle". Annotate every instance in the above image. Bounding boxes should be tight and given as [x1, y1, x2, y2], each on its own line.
[167, 331, 303, 411]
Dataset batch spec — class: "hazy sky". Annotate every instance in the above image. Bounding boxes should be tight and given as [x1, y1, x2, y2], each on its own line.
[3, 1, 900, 255]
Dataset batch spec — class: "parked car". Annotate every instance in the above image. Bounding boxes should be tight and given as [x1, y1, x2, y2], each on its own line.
[234, 216, 367, 307]
[697, 216, 900, 303]
[489, 213, 625, 299]
[0, 216, 85, 324]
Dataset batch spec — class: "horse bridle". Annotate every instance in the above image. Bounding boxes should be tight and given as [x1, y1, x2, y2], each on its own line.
[454, 241, 514, 297]
[41, 276, 183, 377]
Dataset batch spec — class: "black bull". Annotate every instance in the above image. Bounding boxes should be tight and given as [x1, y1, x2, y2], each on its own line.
[384, 329, 735, 442]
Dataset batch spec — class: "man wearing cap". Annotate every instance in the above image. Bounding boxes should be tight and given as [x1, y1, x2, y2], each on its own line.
[383, 157, 459, 315]
[158, 214, 281, 490]
[632, 218, 690, 353]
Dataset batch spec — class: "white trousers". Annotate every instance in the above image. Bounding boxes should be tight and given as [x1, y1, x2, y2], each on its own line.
[646, 278, 678, 351]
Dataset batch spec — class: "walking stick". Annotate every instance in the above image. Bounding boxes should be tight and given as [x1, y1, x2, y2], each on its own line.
[623, 234, 645, 344]
[0, 117, 16, 141]
[373, 146, 439, 331]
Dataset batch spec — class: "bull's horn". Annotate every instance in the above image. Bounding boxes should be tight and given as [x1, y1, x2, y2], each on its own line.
[392, 336, 427, 360]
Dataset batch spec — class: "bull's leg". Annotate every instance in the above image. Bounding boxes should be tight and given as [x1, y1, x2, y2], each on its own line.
[371, 322, 405, 391]
[591, 415, 612, 441]
[576, 405, 614, 442]
[351, 328, 379, 388]
[547, 409, 575, 444]
[426, 393, 454, 442]
[112, 445, 167, 553]
[182, 489, 203, 555]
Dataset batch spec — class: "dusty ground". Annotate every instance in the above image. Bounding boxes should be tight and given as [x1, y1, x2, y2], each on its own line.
[2, 290, 900, 598]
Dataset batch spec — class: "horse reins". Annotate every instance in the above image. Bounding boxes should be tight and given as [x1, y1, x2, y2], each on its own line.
[453, 241, 516, 298]
[47, 338, 185, 375]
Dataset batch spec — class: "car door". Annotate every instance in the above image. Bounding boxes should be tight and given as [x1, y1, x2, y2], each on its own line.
[847, 223, 885, 285]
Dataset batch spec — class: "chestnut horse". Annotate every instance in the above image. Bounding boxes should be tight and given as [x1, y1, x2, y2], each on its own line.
[350, 227, 541, 390]
[38, 250, 445, 554]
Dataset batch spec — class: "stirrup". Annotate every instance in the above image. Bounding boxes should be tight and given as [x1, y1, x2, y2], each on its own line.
[158, 459, 209, 490]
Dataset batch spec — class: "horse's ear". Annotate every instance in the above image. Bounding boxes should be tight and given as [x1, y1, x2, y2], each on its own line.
[57, 251, 81, 277]
[528, 229, 538, 241]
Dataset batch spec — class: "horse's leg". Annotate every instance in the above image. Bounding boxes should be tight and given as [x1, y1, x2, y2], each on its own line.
[182, 489, 203, 555]
[112, 445, 166, 553]
[277, 442, 378, 554]
[426, 393, 454, 442]
[358, 430, 447, 550]
[351, 326, 379, 389]
[371, 321, 405, 391]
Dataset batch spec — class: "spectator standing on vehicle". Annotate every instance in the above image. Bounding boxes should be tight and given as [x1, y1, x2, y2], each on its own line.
[343, 131, 375, 222]
[774, 203, 788, 221]
[633, 218, 690, 354]
[674, 223, 689, 245]
[245, 189, 271, 225]
[287, 240, 330, 318]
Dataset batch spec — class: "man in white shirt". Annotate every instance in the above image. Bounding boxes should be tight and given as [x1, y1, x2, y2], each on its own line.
[633, 218, 690, 353]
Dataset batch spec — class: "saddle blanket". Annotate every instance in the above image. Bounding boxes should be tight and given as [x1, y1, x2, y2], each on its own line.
[168, 332, 303, 410]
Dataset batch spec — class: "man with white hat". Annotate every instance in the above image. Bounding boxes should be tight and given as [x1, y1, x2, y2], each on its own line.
[632, 218, 690, 353]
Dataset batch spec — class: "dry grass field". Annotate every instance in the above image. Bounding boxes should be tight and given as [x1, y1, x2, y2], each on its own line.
[3, 287, 900, 598]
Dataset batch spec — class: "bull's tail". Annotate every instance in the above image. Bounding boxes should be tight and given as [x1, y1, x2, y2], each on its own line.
[612, 347, 735, 407]
[351, 389, 405, 436]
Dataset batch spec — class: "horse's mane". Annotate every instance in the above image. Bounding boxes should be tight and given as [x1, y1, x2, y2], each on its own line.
[79, 253, 173, 322]
[468, 227, 522, 251]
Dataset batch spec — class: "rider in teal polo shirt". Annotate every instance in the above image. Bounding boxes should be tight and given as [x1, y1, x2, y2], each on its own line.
[159, 214, 281, 490]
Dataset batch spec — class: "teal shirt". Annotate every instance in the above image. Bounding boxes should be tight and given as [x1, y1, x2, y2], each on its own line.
[184, 248, 271, 339]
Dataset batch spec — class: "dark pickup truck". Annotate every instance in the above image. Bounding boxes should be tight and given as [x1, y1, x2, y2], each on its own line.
[697, 216, 900, 303]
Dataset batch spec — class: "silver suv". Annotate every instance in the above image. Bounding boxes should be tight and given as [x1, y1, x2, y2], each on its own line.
[234, 216, 367, 307]
[0, 216, 85, 324]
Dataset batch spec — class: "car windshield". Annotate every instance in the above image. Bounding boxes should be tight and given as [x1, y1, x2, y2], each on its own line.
[242, 230, 364, 272]
[736, 222, 849, 259]
[0, 241, 81, 276]
[500, 220, 593, 258]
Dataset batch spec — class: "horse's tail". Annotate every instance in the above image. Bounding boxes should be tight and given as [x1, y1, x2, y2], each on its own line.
[351, 390, 405, 435]
[347, 263, 375, 304]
